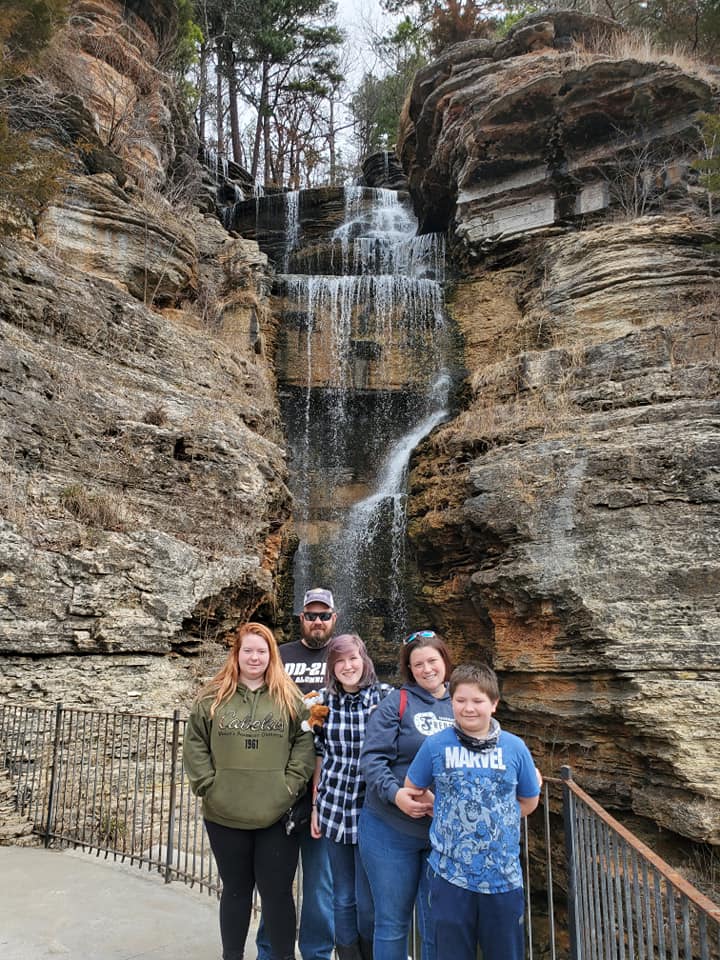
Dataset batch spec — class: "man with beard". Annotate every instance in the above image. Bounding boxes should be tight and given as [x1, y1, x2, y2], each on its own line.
[256, 588, 337, 960]
[280, 587, 337, 694]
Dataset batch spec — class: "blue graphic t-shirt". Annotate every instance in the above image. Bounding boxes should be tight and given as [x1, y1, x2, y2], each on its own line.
[407, 727, 539, 893]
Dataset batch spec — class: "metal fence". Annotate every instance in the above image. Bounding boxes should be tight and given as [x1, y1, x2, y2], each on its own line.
[0, 702, 217, 894]
[1, 703, 718, 959]
[560, 769, 720, 960]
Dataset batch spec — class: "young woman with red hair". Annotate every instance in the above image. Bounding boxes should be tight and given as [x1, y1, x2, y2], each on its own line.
[184, 622, 315, 960]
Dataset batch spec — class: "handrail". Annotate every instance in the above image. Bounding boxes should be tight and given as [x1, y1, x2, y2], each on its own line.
[557, 765, 719, 960]
[561, 769, 720, 925]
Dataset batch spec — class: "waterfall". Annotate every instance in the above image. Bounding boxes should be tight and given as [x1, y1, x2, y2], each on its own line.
[275, 185, 452, 652]
[284, 190, 301, 271]
[341, 374, 450, 630]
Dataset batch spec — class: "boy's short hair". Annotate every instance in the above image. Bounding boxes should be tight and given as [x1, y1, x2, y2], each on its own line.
[449, 662, 500, 701]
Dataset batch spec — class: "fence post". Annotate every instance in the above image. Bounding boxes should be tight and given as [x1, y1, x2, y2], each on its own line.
[561, 765, 581, 960]
[45, 702, 63, 848]
[164, 709, 181, 884]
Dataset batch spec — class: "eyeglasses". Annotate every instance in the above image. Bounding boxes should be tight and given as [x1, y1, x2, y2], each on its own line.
[303, 611, 333, 622]
[404, 630, 436, 645]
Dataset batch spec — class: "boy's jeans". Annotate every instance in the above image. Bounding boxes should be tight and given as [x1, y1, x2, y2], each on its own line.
[256, 829, 334, 960]
[358, 806, 434, 960]
[429, 868, 525, 960]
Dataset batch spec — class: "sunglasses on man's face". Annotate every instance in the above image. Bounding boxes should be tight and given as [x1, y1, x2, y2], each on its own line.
[303, 611, 333, 622]
[404, 630, 436, 645]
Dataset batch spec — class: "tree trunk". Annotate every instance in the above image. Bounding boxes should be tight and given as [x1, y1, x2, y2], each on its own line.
[263, 92, 274, 186]
[198, 40, 208, 143]
[328, 96, 336, 185]
[226, 40, 243, 166]
[215, 37, 225, 158]
[251, 60, 268, 183]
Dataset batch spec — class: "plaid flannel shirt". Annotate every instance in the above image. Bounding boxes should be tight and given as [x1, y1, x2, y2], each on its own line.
[315, 683, 392, 844]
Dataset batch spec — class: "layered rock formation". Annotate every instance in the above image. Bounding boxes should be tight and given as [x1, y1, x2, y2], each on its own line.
[0, 1, 289, 712]
[400, 12, 720, 849]
[400, 11, 713, 244]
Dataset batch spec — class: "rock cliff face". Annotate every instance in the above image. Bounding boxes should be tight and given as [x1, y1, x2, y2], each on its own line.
[400, 12, 720, 849]
[0, 1, 290, 712]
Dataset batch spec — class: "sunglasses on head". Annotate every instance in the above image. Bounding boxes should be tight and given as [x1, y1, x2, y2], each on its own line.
[404, 630, 436, 645]
[303, 611, 333, 622]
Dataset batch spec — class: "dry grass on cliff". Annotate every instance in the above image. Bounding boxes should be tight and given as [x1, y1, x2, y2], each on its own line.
[60, 484, 127, 531]
[610, 33, 716, 84]
[0, 463, 32, 531]
[574, 29, 717, 85]
[436, 381, 583, 454]
[686, 841, 720, 904]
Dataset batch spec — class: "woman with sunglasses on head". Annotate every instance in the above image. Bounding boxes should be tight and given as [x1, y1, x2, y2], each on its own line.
[358, 631, 455, 960]
[310, 633, 392, 960]
[183, 622, 315, 960]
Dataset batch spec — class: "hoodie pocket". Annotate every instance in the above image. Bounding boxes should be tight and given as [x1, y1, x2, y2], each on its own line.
[204, 768, 296, 828]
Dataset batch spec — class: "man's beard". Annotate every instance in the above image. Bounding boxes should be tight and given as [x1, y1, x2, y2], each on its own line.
[303, 631, 331, 649]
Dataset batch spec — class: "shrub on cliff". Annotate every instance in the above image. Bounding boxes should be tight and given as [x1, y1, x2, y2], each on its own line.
[0, 0, 68, 67]
[696, 111, 720, 215]
[0, 0, 69, 233]
[0, 114, 67, 234]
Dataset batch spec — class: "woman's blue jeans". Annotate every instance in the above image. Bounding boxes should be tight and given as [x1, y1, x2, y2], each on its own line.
[358, 806, 434, 960]
[326, 836, 374, 947]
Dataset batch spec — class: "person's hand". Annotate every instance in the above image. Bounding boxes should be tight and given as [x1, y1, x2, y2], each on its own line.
[395, 786, 434, 818]
[310, 806, 322, 839]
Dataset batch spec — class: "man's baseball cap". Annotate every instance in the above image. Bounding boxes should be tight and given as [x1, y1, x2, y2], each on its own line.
[302, 588, 335, 609]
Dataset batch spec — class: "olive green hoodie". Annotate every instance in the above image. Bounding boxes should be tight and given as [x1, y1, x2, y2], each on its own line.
[183, 684, 315, 830]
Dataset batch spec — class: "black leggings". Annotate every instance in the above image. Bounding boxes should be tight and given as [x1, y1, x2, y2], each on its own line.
[205, 817, 300, 960]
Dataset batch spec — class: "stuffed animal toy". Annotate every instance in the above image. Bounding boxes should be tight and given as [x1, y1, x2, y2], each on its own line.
[302, 691, 329, 733]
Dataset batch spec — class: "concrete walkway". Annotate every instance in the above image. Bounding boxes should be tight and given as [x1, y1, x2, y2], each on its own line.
[0, 845, 259, 960]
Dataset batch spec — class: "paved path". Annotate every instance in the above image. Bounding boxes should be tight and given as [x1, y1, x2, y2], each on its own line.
[0, 845, 259, 960]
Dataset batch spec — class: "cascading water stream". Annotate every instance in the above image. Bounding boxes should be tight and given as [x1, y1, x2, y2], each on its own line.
[283, 190, 301, 272]
[341, 373, 450, 629]
[275, 185, 452, 650]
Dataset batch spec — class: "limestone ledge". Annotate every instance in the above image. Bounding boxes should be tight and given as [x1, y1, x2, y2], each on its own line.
[399, 11, 714, 246]
[0, 228, 290, 669]
[38, 173, 197, 303]
[56, 1, 183, 184]
[0, 653, 219, 716]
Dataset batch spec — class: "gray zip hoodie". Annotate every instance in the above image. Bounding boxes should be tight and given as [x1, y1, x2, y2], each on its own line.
[359, 683, 454, 838]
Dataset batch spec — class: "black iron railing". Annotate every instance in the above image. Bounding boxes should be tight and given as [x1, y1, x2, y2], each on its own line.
[1, 703, 718, 958]
[0, 702, 218, 894]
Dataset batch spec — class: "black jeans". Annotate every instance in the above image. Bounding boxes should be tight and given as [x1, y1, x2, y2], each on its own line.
[205, 817, 300, 960]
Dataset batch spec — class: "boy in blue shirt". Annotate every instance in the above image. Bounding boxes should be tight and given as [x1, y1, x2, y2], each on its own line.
[405, 663, 540, 960]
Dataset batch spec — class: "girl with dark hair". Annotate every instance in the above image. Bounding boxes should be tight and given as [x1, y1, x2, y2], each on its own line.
[358, 630, 455, 960]
[183, 622, 315, 960]
[311, 633, 391, 960]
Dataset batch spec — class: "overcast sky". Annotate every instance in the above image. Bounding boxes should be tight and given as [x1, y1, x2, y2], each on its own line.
[335, 0, 396, 79]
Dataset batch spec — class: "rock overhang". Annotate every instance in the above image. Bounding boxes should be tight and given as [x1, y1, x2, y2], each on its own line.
[400, 10, 716, 247]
